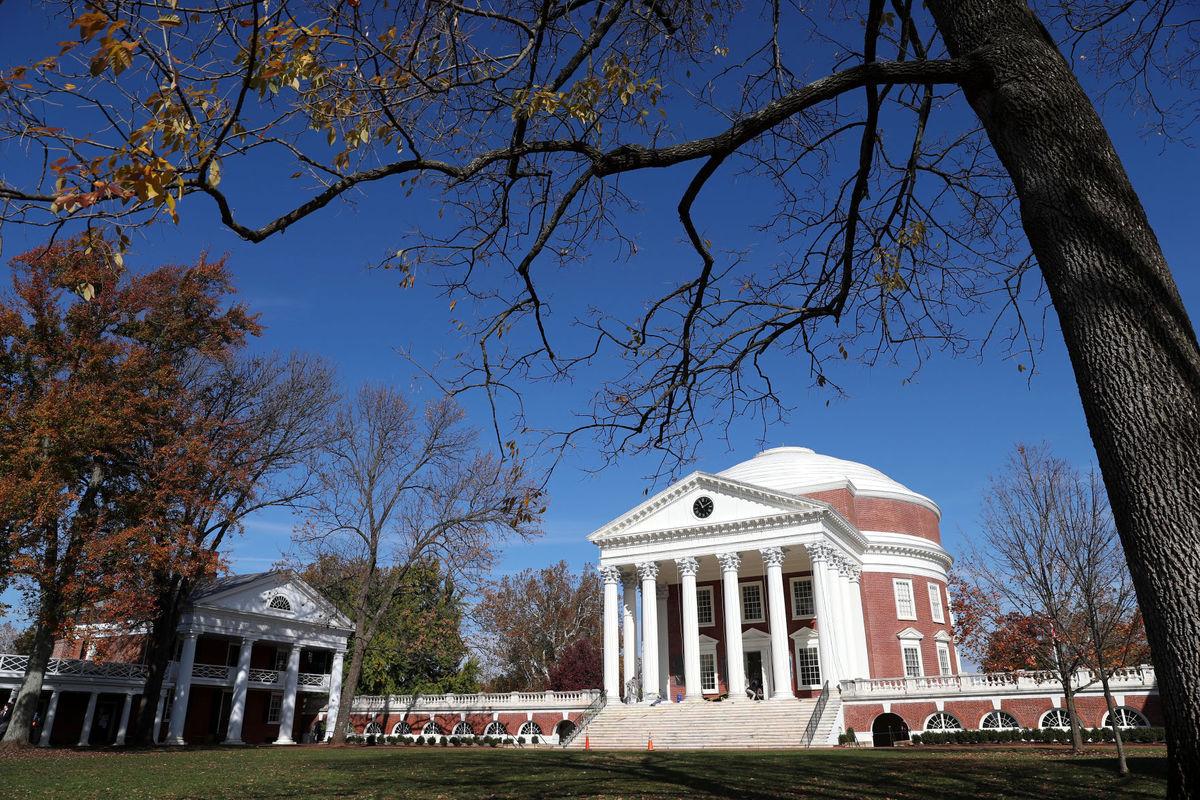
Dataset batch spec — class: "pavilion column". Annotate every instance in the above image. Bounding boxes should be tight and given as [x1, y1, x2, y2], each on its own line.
[675, 556, 702, 700]
[600, 566, 622, 699]
[637, 562, 660, 702]
[621, 573, 637, 701]
[806, 544, 842, 689]
[223, 637, 255, 744]
[78, 691, 99, 746]
[113, 692, 134, 746]
[325, 648, 345, 740]
[38, 690, 60, 747]
[152, 688, 167, 744]
[718, 552, 746, 700]
[274, 645, 301, 744]
[167, 631, 198, 745]
[830, 558, 855, 678]
[761, 547, 795, 700]
[846, 566, 870, 678]
[656, 586, 670, 700]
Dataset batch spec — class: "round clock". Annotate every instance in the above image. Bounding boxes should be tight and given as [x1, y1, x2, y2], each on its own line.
[692, 495, 714, 519]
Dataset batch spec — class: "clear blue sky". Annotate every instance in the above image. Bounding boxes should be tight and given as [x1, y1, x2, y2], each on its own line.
[1, 4, 1197, 625]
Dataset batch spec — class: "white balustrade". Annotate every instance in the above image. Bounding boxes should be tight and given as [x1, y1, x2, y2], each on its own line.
[248, 669, 281, 684]
[191, 663, 234, 681]
[351, 689, 602, 713]
[840, 665, 1157, 699]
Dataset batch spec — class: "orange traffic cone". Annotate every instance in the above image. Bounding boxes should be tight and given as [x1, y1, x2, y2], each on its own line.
[584, 735, 590, 750]
[647, 734, 654, 751]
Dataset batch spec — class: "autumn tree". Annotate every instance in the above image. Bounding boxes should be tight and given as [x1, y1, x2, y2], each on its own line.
[473, 561, 601, 691]
[1, 2, 1198, 790]
[548, 637, 603, 692]
[295, 386, 540, 744]
[298, 554, 480, 696]
[0, 236, 257, 745]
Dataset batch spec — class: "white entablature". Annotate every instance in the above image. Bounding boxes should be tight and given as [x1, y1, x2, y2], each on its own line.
[588, 472, 867, 567]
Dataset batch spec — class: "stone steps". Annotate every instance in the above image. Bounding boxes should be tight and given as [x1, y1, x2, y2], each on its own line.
[567, 697, 839, 749]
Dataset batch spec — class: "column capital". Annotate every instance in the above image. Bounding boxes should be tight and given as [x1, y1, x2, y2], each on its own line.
[716, 551, 741, 573]
[760, 546, 786, 568]
[805, 542, 835, 564]
[180, 629, 200, 640]
[636, 561, 659, 581]
[675, 555, 700, 576]
[599, 565, 623, 584]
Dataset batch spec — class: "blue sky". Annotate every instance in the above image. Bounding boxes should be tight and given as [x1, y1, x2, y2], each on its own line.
[1, 4, 1198, 625]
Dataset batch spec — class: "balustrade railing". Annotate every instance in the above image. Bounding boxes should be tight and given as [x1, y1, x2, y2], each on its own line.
[802, 681, 831, 748]
[840, 665, 1157, 699]
[248, 669, 280, 684]
[0, 653, 148, 681]
[353, 689, 601, 712]
[298, 672, 329, 688]
[192, 663, 233, 681]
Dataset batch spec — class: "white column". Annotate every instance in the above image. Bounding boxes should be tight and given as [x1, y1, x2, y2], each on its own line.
[152, 689, 167, 744]
[675, 556, 702, 700]
[621, 573, 637, 701]
[846, 566, 870, 678]
[831, 559, 854, 678]
[325, 649, 345, 741]
[718, 552, 746, 700]
[223, 637, 255, 744]
[656, 586, 670, 700]
[601, 566, 621, 699]
[114, 692, 134, 746]
[274, 645, 301, 744]
[167, 631, 198, 745]
[78, 691, 99, 746]
[761, 547, 795, 700]
[38, 690, 60, 747]
[806, 544, 841, 688]
[637, 562, 660, 702]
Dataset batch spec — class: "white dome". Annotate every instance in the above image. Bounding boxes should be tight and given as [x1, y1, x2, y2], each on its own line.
[718, 446, 938, 514]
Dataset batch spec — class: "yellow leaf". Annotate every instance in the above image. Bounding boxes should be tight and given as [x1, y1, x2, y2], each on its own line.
[207, 158, 221, 187]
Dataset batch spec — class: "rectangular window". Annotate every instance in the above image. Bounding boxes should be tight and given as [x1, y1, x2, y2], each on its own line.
[740, 581, 765, 623]
[894, 579, 916, 620]
[928, 582, 945, 624]
[700, 652, 718, 693]
[796, 646, 822, 686]
[267, 693, 283, 724]
[936, 642, 953, 676]
[902, 644, 923, 678]
[790, 577, 815, 619]
[696, 586, 715, 627]
[273, 647, 289, 671]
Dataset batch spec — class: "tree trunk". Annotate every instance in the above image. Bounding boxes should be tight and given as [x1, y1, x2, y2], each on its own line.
[927, 2, 1200, 796]
[0, 601, 58, 745]
[1061, 678, 1085, 753]
[129, 583, 187, 746]
[329, 627, 369, 745]
[1098, 668, 1129, 774]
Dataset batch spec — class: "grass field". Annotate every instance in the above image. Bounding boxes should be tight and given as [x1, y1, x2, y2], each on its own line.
[0, 744, 1167, 800]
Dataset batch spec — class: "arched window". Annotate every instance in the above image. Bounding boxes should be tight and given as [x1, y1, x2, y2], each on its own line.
[980, 711, 1020, 730]
[268, 594, 292, 612]
[363, 722, 382, 735]
[1103, 707, 1149, 728]
[452, 721, 474, 736]
[391, 721, 412, 736]
[484, 721, 507, 736]
[1039, 709, 1072, 729]
[421, 721, 444, 736]
[923, 712, 962, 732]
[518, 721, 542, 737]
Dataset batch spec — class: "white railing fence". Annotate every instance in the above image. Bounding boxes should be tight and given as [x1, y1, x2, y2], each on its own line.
[352, 689, 602, 713]
[840, 665, 1157, 698]
[0, 653, 149, 680]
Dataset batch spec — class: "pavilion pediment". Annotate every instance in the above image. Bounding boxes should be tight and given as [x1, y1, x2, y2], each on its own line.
[588, 472, 831, 543]
[188, 571, 352, 630]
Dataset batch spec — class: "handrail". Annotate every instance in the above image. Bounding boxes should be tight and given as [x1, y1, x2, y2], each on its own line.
[559, 689, 607, 748]
[802, 681, 830, 749]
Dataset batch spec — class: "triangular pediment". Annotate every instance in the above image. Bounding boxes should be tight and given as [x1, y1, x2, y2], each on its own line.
[189, 571, 352, 630]
[588, 472, 831, 543]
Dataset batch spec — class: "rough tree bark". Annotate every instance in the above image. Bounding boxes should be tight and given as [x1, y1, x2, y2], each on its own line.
[927, 1, 1200, 796]
[128, 578, 189, 746]
[0, 598, 58, 746]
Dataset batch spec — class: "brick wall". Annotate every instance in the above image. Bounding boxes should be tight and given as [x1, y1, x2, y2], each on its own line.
[802, 489, 941, 543]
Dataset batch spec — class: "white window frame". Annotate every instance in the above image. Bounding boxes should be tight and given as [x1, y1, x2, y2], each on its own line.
[696, 585, 716, 628]
[901, 642, 924, 678]
[699, 637, 720, 694]
[267, 692, 283, 724]
[936, 641, 953, 676]
[793, 642, 821, 688]
[928, 582, 945, 624]
[789, 577, 815, 619]
[893, 578, 917, 620]
[740, 580, 766, 624]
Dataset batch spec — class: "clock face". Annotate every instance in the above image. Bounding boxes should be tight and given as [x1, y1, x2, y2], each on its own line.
[692, 495, 715, 519]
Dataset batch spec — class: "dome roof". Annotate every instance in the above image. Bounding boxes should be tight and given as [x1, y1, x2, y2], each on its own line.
[718, 446, 938, 514]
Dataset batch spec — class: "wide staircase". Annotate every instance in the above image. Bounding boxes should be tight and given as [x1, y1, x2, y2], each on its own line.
[566, 696, 842, 749]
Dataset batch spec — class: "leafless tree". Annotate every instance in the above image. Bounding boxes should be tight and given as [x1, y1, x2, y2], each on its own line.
[1, 1, 1198, 789]
[294, 386, 541, 744]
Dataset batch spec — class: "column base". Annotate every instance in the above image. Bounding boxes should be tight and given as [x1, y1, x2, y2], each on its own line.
[273, 737, 296, 745]
[222, 738, 246, 746]
[165, 736, 187, 746]
[769, 692, 796, 701]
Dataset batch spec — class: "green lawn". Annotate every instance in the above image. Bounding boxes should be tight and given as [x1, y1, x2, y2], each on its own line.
[0, 744, 1167, 799]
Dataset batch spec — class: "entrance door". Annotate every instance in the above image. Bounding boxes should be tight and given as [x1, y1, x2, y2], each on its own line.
[744, 651, 765, 699]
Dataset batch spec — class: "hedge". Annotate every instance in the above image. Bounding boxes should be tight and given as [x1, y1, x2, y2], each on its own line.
[909, 727, 1166, 745]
